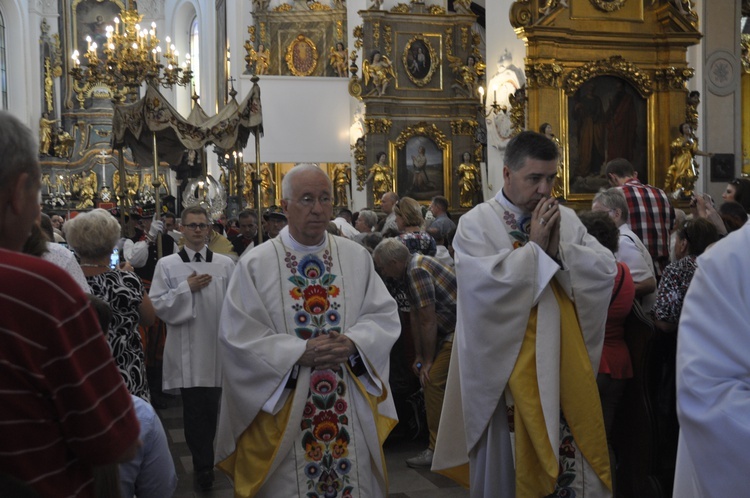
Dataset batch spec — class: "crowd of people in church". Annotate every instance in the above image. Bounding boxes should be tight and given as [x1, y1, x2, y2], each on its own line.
[2, 108, 749, 498]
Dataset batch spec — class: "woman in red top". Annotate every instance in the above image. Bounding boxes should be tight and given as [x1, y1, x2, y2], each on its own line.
[579, 210, 635, 485]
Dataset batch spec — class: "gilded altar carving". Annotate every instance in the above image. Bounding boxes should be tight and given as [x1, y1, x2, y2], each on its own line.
[450, 119, 478, 136]
[654, 66, 695, 91]
[509, 87, 527, 137]
[509, 0, 533, 28]
[563, 56, 653, 96]
[392, 122, 448, 149]
[285, 35, 318, 77]
[365, 118, 393, 134]
[373, 21, 380, 49]
[383, 25, 392, 55]
[428, 5, 446, 14]
[525, 63, 563, 89]
[353, 25, 364, 50]
[390, 4, 410, 13]
[445, 26, 454, 57]
[590, 0, 626, 12]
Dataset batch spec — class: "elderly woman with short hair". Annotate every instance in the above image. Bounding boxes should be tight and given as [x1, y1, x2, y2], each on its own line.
[65, 209, 155, 402]
[393, 197, 436, 256]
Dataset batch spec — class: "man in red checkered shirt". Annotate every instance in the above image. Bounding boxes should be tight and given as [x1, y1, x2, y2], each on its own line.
[606, 158, 675, 278]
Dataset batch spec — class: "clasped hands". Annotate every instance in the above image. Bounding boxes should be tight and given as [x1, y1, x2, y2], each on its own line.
[298, 331, 356, 371]
[529, 196, 561, 260]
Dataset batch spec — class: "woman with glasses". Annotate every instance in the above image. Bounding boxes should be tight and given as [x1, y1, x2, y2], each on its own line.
[65, 209, 156, 402]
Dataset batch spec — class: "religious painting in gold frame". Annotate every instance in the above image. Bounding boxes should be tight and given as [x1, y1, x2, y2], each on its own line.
[560, 57, 654, 201]
[395, 33, 442, 91]
[402, 35, 438, 87]
[285, 35, 319, 77]
[389, 123, 451, 204]
[71, 0, 124, 58]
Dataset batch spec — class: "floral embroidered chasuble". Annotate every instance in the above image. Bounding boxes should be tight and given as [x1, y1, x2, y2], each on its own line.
[281, 244, 361, 497]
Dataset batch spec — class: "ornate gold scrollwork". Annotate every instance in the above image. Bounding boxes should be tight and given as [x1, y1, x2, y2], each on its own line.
[391, 3, 410, 13]
[525, 62, 563, 88]
[353, 25, 364, 50]
[373, 22, 380, 50]
[384, 25, 392, 55]
[445, 26, 454, 57]
[428, 5, 446, 14]
[654, 66, 695, 91]
[460, 25, 469, 50]
[742, 34, 750, 73]
[563, 55, 653, 96]
[273, 4, 292, 11]
[450, 119, 478, 136]
[393, 122, 448, 149]
[285, 35, 319, 77]
[402, 35, 439, 87]
[590, 0, 626, 12]
[509, 0, 533, 28]
[365, 118, 393, 134]
[308, 1, 331, 11]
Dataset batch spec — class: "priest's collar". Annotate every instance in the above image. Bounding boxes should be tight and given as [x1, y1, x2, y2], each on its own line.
[495, 189, 528, 218]
[279, 226, 327, 253]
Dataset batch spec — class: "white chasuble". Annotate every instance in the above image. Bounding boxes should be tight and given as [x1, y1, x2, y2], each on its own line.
[216, 229, 400, 498]
[433, 194, 616, 498]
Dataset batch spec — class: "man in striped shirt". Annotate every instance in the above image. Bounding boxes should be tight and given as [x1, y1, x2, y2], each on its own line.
[373, 238, 457, 469]
[606, 158, 675, 278]
[0, 111, 140, 497]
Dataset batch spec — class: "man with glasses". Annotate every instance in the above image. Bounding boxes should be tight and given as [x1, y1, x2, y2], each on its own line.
[149, 205, 236, 491]
[216, 164, 399, 497]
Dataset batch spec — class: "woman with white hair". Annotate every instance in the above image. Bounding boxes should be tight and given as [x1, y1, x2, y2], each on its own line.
[65, 208, 156, 402]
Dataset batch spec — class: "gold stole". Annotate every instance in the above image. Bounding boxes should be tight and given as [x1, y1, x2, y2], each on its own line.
[216, 395, 295, 498]
[508, 280, 612, 495]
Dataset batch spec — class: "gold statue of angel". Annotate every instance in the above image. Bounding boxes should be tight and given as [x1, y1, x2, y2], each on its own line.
[245, 42, 271, 75]
[362, 50, 395, 96]
[329, 42, 349, 78]
[113, 171, 140, 208]
[447, 53, 486, 98]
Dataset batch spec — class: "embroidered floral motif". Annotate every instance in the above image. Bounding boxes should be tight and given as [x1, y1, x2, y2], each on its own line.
[285, 247, 356, 498]
[287, 252, 342, 339]
[503, 210, 532, 247]
[301, 368, 354, 498]
[552, 415, 577, 497]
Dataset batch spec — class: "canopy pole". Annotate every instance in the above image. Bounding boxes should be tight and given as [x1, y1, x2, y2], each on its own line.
[254, 130, 263, 245]
[152, 131, 163, 259]
[117, 147, 127, 233]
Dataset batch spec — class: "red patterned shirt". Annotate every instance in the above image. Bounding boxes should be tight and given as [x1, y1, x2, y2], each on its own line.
[616, 178, 675, 272]
[0, 249, 139, 498]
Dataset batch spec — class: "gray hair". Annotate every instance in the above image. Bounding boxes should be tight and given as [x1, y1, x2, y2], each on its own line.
[0, 112, 40, 193]
[593, 188, 629, 222]
[64, 208, 121, 260]
[282, 163, 332, 199]
[372, 237, 410, 266]
[358, 209, 378, 229]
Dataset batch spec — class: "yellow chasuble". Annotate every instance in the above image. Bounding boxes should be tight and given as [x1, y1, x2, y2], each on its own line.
[508, 280, 612, 496]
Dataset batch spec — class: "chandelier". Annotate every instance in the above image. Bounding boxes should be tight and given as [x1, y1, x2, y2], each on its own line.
[70, 8, 192, 105]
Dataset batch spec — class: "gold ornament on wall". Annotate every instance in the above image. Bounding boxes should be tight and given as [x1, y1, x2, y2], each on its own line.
[365, 118, 393, 134]
[285, 35, 319, 77]
[525, 62, 563, 88]
[563, 55, 653, 96]
[654, 66, 695, 91]
[450, 119, 478, 136]
[383, 25, 392, 56]
[590, 0, 626, 12]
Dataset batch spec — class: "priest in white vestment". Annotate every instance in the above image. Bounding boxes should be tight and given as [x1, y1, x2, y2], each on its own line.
[433, 131, 616, 497]
[149, 205, 236, 491]
[673, 225, 750, 497]
[216, 164, 400, 498]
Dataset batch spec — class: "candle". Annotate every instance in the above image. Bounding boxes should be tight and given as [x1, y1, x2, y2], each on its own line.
[494, 90, 497, 103]
[86, 35, 92, 51]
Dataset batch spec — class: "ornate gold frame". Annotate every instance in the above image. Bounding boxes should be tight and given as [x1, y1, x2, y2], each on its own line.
[401, 34, 438, 87]
[285, 35, 319, 77]
[389, 122, 452, 204]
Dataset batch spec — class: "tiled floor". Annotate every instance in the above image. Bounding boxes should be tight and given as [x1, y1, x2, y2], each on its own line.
[158, 398, 469, 498]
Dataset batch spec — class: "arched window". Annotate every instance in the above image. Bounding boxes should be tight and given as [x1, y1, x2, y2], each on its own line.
[189, 16, 200, 102]
[0, 8, 7, 110]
